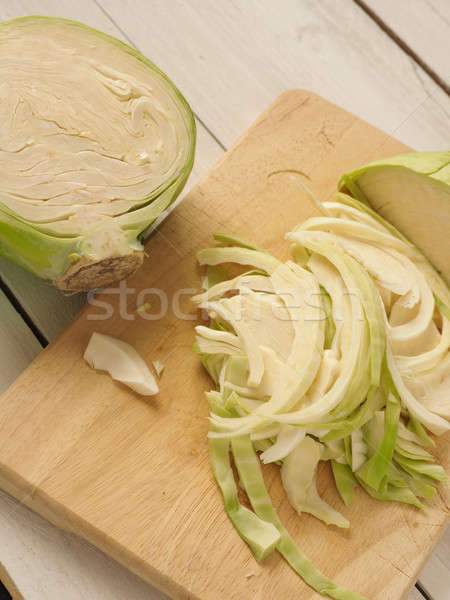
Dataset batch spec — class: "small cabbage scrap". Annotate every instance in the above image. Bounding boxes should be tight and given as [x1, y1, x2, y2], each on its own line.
[152, 360, 165, 378]
[84, 332, 158, 395]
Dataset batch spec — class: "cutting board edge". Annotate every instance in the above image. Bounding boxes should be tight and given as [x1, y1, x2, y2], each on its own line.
[0, 464, 191, 600]
[0, 459, 448, 600]
[0, 89, 448, 600]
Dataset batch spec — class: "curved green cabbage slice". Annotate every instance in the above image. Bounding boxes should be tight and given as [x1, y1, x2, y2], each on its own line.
[209, 429, 281, 561]
[231, 435, 367, 600]
[339, 152, 450, 284]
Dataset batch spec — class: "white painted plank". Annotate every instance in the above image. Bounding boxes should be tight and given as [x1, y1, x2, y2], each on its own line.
[0, 2, 220, 600]
[0, 2, 447, 600]
[99, 0, 450, 152]
[0, 260, 86, 343]
[0, 291, 41, 394]
[0, 490, 168, 600]
[364, 0, 450, 86]
[418, 527, 450, 600]
[408, 587, 427, 600]
[0, 0, 223, 342]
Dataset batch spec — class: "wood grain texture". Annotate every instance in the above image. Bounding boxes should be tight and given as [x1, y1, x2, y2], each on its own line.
[364, 0, 450, 87]
[0, 0, 223, 343]
[99, 0, 450, 151]
[0, 490, 167, 600]
[0, 91, 448, 600]
[0, 1, 447, 596]
[1, 0, 449, 344]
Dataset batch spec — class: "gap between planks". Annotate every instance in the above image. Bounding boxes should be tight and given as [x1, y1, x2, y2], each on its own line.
[92, 0, 227, 150]
[0, 0, 225, 344]
[0, 2, 447, 599]
[0, 277, 47, 348]
[3, 0, 450, 339]
[353, 0, 450, 96]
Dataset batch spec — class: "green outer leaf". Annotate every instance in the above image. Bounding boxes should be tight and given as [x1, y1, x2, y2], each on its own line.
[397, 468, 436, 500]
[203, 266, 229, 290]
[196, 246, 280, 274]
[321, 386, 385, 441]
[394, 454, 448, 482]
[0, 209, 79, 279]
[0, 16, 196, 281]
[209, 434, 281, 562]
[196, 350, 224, 387]
[344, 436, 352, 467]
[321, 287, 336, 349]
[205, 391, 230, 418]
[339, 152, 450, 193]
[231, 435, 368, 600]
[357, 395, 401, 491]
[356, 476, 424, 509]
[384, 465, 409, 491]
[395, 437, 434, 461]
[406, 417, 436, 448]
[331, 461, 358, 506]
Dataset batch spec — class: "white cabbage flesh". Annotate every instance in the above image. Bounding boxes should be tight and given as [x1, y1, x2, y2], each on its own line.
[0, 17, 195, 291]
[197, 154, 450, 599]
[260, 425, 306, 464]
[84, 332, 158, 395]
[403, 353, 450, 419]
[197, 182, 449, 539]
[0, 19, 190, 229]
[281, 436, 349, 528]
[396, 315, 450, 372]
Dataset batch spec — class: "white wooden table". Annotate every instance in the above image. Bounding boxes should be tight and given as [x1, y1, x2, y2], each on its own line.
[0, 1, 448, 599]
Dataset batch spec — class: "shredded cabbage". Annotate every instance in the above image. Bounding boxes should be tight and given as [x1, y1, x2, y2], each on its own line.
[193, 186, 449, 599]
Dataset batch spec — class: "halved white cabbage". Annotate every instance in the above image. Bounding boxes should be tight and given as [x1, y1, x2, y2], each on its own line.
[0, 17, 195, 290]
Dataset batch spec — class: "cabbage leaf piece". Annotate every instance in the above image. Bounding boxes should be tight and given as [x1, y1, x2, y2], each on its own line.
[84, 332, 158, 395]
[281, 436, 349, 528]
[339, 152, 450, 284]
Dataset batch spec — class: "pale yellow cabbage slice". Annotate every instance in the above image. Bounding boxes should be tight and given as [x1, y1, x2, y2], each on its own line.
[84, 332, 158, 395]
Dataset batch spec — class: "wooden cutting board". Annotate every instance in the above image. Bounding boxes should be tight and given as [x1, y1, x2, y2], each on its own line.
[0, 90, 448, 600]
